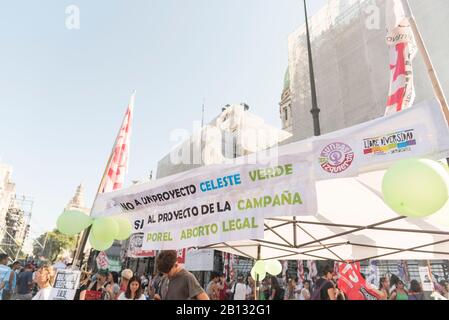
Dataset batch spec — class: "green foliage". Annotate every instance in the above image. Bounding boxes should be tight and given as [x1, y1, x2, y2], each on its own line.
[33, 229, 77, 262]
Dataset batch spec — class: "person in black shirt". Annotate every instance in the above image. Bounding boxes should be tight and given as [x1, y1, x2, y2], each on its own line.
[74, 271, 90, 300]
[312, 264, 337, 300]
[16, 264, 34, 300]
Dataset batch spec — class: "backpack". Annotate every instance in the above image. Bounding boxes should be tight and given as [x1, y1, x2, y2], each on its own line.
[230, 282, 237, 300]
[311, 280, 331, 301]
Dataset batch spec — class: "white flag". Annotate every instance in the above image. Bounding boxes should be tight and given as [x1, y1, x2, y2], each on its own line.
[385, 0, 417, 116]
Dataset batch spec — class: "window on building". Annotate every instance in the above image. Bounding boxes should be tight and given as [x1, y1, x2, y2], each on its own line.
[284, 108, 288, 121]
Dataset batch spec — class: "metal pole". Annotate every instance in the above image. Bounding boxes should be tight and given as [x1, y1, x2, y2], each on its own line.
[255, 245, 261, 301]
[303, 0, 321, 136]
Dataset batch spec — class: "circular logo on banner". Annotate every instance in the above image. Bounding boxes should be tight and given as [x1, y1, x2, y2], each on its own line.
[319, 142, 354, 174]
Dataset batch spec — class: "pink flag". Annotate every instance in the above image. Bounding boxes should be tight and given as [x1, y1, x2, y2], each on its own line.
[223, 252, 229, 280]
[297, 260, 304, 284]
[101, 92, 135, 193]
[385, 0, 417, 116]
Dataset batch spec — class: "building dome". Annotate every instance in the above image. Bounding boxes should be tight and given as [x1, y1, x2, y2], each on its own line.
[283, 67, 290, 92]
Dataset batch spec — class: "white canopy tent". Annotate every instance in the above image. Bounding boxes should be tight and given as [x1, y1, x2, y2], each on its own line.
[201, 169, 449, 262]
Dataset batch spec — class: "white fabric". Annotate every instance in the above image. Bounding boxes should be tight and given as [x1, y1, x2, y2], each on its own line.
[52, 262, 66, 270]
[300, 288, 310, 301]
[32, 286, 52, 300]
[117, 292, 146, 300]
[233, 283, 247, 300]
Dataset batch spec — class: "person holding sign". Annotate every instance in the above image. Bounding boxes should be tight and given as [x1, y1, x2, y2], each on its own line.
[32, 266, 55, 300]
[117, 276, 146, 300]
[81, 270, 109, 300]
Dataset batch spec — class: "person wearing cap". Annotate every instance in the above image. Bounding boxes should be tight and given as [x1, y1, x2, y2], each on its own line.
[120, 269, 133, 293]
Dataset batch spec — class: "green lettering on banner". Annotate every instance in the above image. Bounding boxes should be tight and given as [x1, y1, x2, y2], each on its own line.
[248, 164, 294, 182]
[222, 217, 259, 232]
[146, 232, 173, 242]
[237, 190, 304, 211]
[180, 223, 219, 240]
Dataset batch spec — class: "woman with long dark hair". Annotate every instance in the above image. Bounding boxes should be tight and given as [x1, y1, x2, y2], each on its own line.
[269, 276, 283, 300]
[408, 280, 424, 300]
[106, 271, 121, 300]
[378, 277, 390, 300]
[390, 280, 409, 300]
[118, 276, 146, 300]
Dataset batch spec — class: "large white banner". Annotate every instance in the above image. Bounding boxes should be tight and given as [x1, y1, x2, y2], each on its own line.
[92, 100, 449, 250]
[114, 154, 316, 250]
[312, 100, 449, 179]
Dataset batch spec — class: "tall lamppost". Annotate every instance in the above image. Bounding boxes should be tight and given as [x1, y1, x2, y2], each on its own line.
[303, 0, 321, 136]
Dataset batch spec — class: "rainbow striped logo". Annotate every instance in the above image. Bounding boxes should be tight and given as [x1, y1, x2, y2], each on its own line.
[363, 129, 416, 156]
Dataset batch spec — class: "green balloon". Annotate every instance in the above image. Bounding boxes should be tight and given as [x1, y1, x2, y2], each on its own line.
[91, 217, 119, 242]
[251, 266, 266, 281]
[57, 210, 93, 236]
[382, 159, 449, 217]
[265, 260, 282, 276]
[113, 216, 133, 240]
[89, 234, 113, 251]
[254, 260, 266, 275]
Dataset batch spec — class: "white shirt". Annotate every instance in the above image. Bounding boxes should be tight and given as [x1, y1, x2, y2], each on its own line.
[32, 286, 52, 300]
[300, 288, 310, 300]
[117, 292, 146, 300]
[233, 283, 247, 300]
[294, 284, 302, 300]
[246, 285, 252, 297]
[52, 262, 66, 270]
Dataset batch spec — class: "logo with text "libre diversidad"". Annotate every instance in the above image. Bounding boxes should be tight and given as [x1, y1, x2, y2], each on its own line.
[319, 142, 355, 174]
[363, 129, 416, 156]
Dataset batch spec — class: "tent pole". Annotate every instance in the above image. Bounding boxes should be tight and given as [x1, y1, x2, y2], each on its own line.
[356, 238, 449, 262]
[295, 224, 344, 262]
[255, 245, 261, 301]
[293, 217, 298, 247]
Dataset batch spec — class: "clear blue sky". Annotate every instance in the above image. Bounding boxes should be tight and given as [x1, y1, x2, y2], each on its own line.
[0, 0, 326, 236]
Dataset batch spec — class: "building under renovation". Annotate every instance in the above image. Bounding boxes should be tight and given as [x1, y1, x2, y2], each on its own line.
[0, 162, 33, 261]
[278, 0, 449, 283]
[282, 0, 449, 142]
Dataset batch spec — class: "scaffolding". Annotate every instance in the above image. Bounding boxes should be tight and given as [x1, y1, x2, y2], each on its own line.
[0, 195, 33, 262]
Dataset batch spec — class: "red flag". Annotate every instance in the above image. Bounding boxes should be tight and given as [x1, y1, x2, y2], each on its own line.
[101, 92, 135, 193]
[337, 262, 382, 300]
[385, 0, 417, 115]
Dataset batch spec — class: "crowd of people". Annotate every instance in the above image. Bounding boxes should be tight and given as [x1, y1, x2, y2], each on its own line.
[2, 252, 449, 301]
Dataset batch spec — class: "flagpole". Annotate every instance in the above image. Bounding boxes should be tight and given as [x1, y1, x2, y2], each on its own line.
[72, 91, 136, 268]
[400, 0, 449, 126]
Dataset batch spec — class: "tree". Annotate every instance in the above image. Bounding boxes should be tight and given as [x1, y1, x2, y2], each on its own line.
[33, 229, 77, 262]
